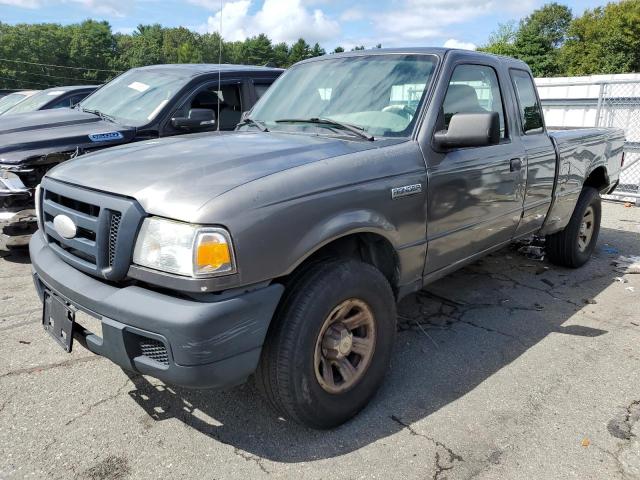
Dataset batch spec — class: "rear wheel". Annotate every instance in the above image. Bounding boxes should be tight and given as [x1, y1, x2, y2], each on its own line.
[546, 186, 601, 268]
[255, 259, 396, 429]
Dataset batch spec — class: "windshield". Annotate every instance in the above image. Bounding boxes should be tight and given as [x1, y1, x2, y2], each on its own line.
[248, 54, 438, 138]
[78, 69, 190, 127]
[0, 92, 32, 115]
[5, 90, 59, 114]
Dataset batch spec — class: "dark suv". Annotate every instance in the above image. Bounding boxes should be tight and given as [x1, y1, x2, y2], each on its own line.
[0, 64, 283, 249]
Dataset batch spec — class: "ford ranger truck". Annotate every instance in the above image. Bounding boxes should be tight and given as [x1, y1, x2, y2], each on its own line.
[30, 49, 624, 429]
[0, 64, 283, 249]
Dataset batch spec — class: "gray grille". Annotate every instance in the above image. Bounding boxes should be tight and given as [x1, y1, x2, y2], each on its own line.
[108, 212, 122, 266]
[41, 178, 143, 281]
[139, 338, 169, 366]
[42, 190, 100, 266]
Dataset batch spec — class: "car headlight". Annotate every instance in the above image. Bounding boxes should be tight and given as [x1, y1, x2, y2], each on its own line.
[133, 217, 236, 278]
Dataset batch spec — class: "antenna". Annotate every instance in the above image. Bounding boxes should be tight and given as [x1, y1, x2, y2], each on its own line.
[216, 0, 223, 132]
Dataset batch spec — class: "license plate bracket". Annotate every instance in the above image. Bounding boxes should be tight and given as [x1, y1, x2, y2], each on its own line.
[42, 291, 75, 353]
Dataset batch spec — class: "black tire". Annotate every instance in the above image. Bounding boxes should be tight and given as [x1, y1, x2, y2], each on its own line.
[255, 259, 396, 429]
[546, 186, 601, 268]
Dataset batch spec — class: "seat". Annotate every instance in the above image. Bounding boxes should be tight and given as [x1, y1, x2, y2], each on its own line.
[218, 86, 242, 130]
[443, 84, 486, 121]
[191, 91, 218, 111]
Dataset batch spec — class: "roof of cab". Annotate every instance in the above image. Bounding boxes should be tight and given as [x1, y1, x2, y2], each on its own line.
[132, 64, 284, 77]
[297, 47, 530, 70]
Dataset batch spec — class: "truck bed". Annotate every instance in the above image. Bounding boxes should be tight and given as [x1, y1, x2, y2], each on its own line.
[541, 127, 625, 234]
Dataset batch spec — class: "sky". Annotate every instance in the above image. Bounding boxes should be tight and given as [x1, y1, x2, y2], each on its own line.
[0, 0, 613, 51]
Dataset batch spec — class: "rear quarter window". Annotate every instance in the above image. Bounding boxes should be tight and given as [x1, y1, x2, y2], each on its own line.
[510, 70, 544, 134]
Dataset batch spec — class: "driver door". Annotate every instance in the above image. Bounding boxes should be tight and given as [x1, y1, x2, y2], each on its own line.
[423, 61, 526, 274]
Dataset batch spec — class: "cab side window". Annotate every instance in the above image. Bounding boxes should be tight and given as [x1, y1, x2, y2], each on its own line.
[510, 70, 544, 134]
[442, 64, 507, 139]
[174, 83, 243, 130]
[48, 96, 72, 109]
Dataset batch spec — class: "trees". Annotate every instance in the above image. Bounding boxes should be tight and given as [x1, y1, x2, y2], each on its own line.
[272, 42, 290, 66]
[2, 1, 639, 90]
[479, 22, 518, 57]
[514, 3, 572, 76]
[289, 38, 313, 64]
[480, 0, 640, 77]
[68, 20, 116, 81]
[480, 3, 572, 76]
[562, 0, 640, 75]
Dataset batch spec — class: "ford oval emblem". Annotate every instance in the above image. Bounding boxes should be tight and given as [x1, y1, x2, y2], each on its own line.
[53, 215, 77, 239]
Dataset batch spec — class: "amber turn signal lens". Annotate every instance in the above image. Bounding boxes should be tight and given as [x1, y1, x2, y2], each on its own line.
[196, 234, 232, 272]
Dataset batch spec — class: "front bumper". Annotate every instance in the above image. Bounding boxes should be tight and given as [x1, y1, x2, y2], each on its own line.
[0, 209, 36, 249]
[30, 232, 284, 389]
[1, 170, 35, 249]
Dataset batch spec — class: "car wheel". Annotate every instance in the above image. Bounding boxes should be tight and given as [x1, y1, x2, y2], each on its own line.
[255, 258, 396, 429]
[546, 186, 601, 268]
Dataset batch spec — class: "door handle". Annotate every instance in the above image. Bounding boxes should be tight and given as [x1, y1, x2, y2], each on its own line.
[510, 158, 523, 172]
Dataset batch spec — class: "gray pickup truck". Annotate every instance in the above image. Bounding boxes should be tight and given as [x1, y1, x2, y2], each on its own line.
[30, 48, 624, 429]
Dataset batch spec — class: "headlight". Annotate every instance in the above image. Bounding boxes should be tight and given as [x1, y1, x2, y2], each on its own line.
[133, 217, 236, 278]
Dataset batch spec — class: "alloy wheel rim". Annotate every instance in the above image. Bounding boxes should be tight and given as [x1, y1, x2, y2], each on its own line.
[314, 298, 376, 394]
[578, 206, 595, 252]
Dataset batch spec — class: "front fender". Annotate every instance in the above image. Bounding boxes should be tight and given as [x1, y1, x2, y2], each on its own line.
[284, 208, 399, 274]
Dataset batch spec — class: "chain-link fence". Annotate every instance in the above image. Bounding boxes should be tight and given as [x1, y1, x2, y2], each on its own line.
[537, 77, 640, 205]
[598, 81, 640, 201]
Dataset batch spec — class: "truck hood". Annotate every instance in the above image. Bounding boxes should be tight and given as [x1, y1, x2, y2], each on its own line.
[0, 108, 136, 164]
[49, 131, 398, 222]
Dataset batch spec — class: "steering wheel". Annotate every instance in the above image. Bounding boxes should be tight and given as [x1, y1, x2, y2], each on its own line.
[382, 104, 414, 120]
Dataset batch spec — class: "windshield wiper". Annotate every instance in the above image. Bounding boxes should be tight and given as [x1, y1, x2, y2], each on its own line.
[237, 117, 269, 132]
[275, 117, 374, 141]
[80, 107, 117, 124]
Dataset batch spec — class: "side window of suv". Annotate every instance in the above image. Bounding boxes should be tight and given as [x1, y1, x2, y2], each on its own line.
[48, 96, 72, 109]
[510, 69, 544, 134]
[442, 64, 507, 139]
[173, 83, 243, 131]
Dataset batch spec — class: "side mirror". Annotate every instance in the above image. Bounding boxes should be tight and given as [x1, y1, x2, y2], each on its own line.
[171, 108, 216, 130]
[433, 112, 500, 150]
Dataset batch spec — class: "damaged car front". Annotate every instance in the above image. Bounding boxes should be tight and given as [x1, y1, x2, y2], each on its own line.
[0, 122, 135, 249]
[0, 164, 36, 248]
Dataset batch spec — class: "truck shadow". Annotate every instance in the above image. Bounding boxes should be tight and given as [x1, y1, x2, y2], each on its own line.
[98, 226, 640, 461]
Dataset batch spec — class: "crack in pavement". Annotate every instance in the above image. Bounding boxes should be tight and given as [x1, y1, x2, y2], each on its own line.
[596, 399, 640, 479]
[64, 379, 131, 427]
[608, 400, 640, 441]
[233, 447, 270, 475]
[402, 292, 529, 346]
[0, 397, 9, 415]
[0, 355, 102, 379]
[390, 415, 463, 480]
[480, 270, 584, 308]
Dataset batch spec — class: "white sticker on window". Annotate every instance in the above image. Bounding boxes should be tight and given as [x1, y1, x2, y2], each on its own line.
[128, 81, 150, 93]
[47, 91, 65, 96]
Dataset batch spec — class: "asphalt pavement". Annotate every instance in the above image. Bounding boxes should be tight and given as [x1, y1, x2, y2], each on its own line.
[1, 201, 639, 480]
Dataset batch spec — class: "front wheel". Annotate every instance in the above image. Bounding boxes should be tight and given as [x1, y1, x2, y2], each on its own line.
[255, 259, 396, 429]
[546, 186, 601, 268]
